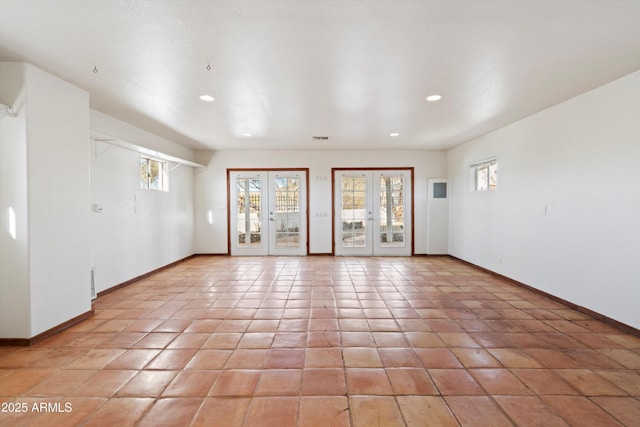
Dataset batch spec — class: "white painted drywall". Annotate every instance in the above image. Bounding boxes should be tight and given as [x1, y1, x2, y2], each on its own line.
[448, 69, 640, 329]
[193, 150, 446, 254]
[90, 112, 195, 294]
[0, 62, 92, 338]
[26, 64, 92, 336]
[427, 178, 449, 254]
[0, 62, 31, 338]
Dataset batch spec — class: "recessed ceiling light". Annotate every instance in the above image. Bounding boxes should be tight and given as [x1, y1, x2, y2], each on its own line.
[426, 94, 442, 102]
[390, 132, 400, 137]
[199, 95, 215, 102]
[242, 133, 252, 137]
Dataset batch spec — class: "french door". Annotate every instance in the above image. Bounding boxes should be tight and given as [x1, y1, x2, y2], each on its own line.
[334, 169, 412, 256]
[229, 170, 307, 256]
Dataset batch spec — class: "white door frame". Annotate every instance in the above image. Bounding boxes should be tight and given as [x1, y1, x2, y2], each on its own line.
[228, 169, 309, 256]
[333, 168, 413, 256]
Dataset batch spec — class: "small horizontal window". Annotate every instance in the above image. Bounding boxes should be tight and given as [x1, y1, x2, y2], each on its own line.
[140, 155, 168, 191]
[470, 158, 497, 191]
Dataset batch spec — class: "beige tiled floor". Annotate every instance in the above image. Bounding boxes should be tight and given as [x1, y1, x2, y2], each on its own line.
[1, 256, 639, 426]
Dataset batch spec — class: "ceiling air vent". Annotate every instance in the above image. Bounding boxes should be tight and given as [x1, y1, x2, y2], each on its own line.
[312, 136, 329, 140]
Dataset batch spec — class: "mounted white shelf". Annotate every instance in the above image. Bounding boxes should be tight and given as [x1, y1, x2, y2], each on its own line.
[90, 130, 205, 169]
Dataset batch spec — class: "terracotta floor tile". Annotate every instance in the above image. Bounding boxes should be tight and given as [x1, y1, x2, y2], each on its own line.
[278, 319, 309, 332]
[26, 347, 88, 368]
[305, 347, 343, 368]
[598, 349, 640, 369]
[591, 396, 640, 426]
[487, 348, 543, 368]
[307, 331, 340, 347]
[301, 368, 346, 395]
[216, 320, 251, 333]
[255, 369, 302, 396]
[138, 397, 203, 427]
[2, 256, 640, 425]
[495, 396, 570, 426]
[132, 332, 178, 349]
[404, 331, 446, 347]
[210, 370, 260, 397]
[202, 333, 243, 349]
[595, 369, 640, 395]
[542, 395, 625, 426]
[346, 368, 394, 395]
[71, 369, 137, 397]
[244, 397, 299, 427]
[378, 348, 422, 368]
[511, 369, 579, 395]
[0, 369, 55, 396]
[299, 396, 350, 427]
[451, 348, 501, 368]
[397, 395, 459, 426]
[338, 318, 370, 332]
[470, 368, 533, 395]
[117, 370, 177, 397]
[236, 333, 276, 350]
[437, 332, 480, 348]
[23, 369, 95, 396]
[246, 319, 280, 332]
[568, 332, 625, 349]
[372, 332, 409, 347]
[340, 332, 375, 347]
[555, 369, 628, 396]
[386, 368, 438, 395]
[65, 349, 126, 370]
[166, 332, 210, 349]
[152, 319, 193, 333]
[145, 349, 197, 370]
[343, 347, 383, 368]
[33, 397, 107, 427]
[468, 332, 517, 348]
[191, 397, 251, 427]
[415, 348, 464, 368]
[273, 332, 308, 347]
[225, 348, 269, 369]
[605, 333, 640, 349]
[83, 397, 154, 427]
[265, 348, 305, 369]
[162, 370, 219, 397]
[429, 369, 485, 395]
[185, 349, 232, 370]
[105, 349, 161, 370]
[349, 396, 405, 427]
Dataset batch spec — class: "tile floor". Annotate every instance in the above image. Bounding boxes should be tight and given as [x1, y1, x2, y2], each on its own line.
[1, 256, 639, 426]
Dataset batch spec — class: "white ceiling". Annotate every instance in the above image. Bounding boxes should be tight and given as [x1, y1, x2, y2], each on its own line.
[1, 0, 640, 151]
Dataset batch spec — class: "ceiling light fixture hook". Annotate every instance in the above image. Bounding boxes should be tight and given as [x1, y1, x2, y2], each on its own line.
[93, 66, 99, 74]
[206, 64, 211, 71]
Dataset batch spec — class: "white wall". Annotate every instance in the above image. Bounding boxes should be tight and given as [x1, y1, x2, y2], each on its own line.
[90, 112, 195, 294]
[27, 65, 92, 336]
[193, 150, 446, 254]
[0, 62, 92, 338]
[0, 62, 30, 338]
[448, 69, 640, 329]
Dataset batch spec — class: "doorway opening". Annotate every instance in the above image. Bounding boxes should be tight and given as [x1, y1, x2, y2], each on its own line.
[228, 169, 309, 256]
[332, 168, 414, 256]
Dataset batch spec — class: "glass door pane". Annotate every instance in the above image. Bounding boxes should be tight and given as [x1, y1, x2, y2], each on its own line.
[379, 175, 405, 248]
[335, 169, 412, 256]
[341, 176, 368, 248]
[273, 176, 300, 248]
[268, 171, 307, 256]
[236, 177, 263, 248]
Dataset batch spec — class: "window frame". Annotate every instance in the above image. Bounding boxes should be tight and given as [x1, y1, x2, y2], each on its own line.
[470, 158, 497, 191]
[140, 155, 169, 191]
